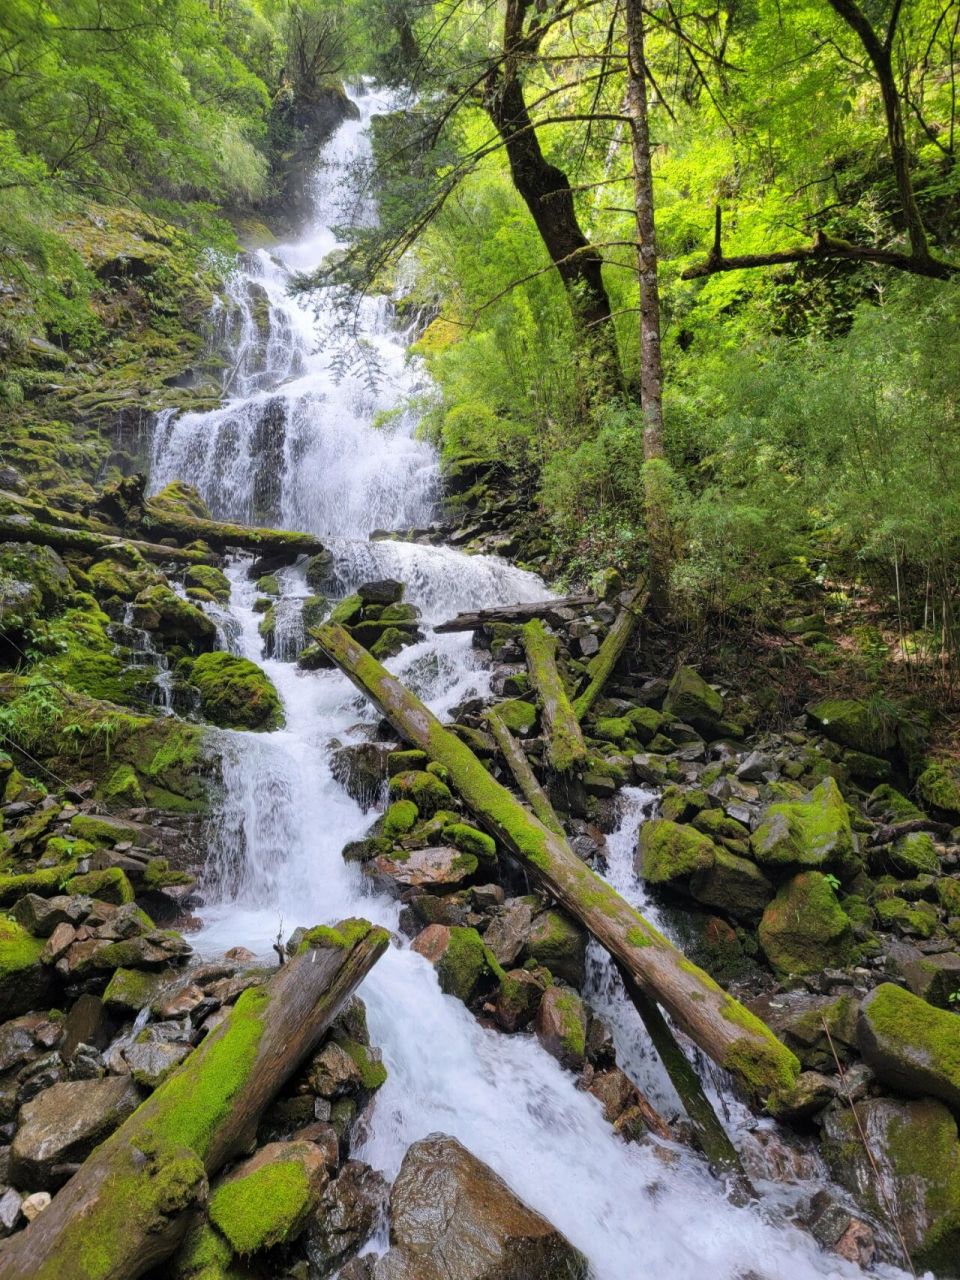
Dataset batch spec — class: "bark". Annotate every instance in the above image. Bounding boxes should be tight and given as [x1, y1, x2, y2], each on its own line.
[139, 504, 326, 558]
[521, 619, 588, 775]
[573, 582, 648, 722]
[486, 707, 565, 837]
[433, 594, 595, 634]
[482, 1, 620, 389]
[0, 920, 388, 1280]
[314, 622, 801, 1107]
[624, 0, 672, 612]
[0, 515, 215, 566]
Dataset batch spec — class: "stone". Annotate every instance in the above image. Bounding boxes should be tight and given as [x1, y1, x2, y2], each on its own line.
[330, 742, 392, 812]
[482, 900, 533, 968]
[412, 925, 494, 1004]
[365, 846, 477, 896]
[357, 579, 404, 605]
[750, 777, 856, 871]
[821, 1096, 960, 1272]
[535, 986, 587, 1071]
[806, 698, 897, 754]
[857, 983, 960, 1111]
[663, 666, 723, 732]
[689, 849, 774, 923]
[208, 1139, 329, 1253]
[20, 1191, 51, 1222]
[101, 966, 172, 1013]
[10, 1075, 141, 1190]
[635, 819, 716, 886]
[307, 1041, 364, 1099]
[0, 919, 53, 1021]
[806, 1190, 876, 1268]
[62, 994, 112, 1058]
[11, 893, 89, 938]
[901, 951, 960, 1008]
[758, 872, 855, 976]
[493, 969, 547, 1032]
[374, 1133, 588, 1280]
[522, 910, 587, 988]
[0, 1186, 22, 1236]
[305, 1160, 390, 1278]
[736, 751, 774, 781]
[123, 1035, 192, 1087]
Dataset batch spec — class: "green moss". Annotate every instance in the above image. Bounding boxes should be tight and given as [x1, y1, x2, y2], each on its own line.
[103, 966, 168, 1012]
[388, 769, 453, 816]
[337, 1036, 388, 1090]
[143, 857, 195, 890]
[720, 997, 802, 1099]
[869, 783, 922, 820]
[0, 863, 78, 905]
[70, 813, 142, 845]
[255, 574, 280, 597]
[917, 760, 960, 817]
[637, 818, 716, 884]
[552, 988, 587, 1060]
[101, 763, 144, 806]
[185, 565, 231, 603]
[388, 749, 429, 776]
[875, 895, 940, 938]
[750, 776, 855, 870]
[758, 871, 855, 975]
[329, 594, 363, 625]
[65, 866, 135, 904]
[382, 799, 419, 837]
[295, 918, 377, 953]
[593, 716, 632, 744]
[191, 652, 283, 732]
[443, 822, 496, 862]
[884, 831, 939, 878]
[174, 1219, 235, 1280]
[663, 665, 723, 727]
[861, 982, 960, 1101]
[209, 1159, 311, 1254]
[807, 698, 897, 753]
[0, 916, 45, 974]
[436, 926, 492, 1002]
[495, 698, 538, 735]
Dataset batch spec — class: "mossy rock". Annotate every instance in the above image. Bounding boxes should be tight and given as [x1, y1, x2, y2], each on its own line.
[101, 763, 145, 807]
[692, 808, 750, 843]
[370, 626, 409, 661]
[593, 716, 632, 744]
[750, 776, 856, 872]
[822, 1095, 960, 1273]
[65, 867, 135, 904]
[917, 760, 960, 818]
[191, 652, 283, 732]
[304, 552, 334, 591]
[689, 849, 775, 924]
[301, 595, 327, 630]
[0, 917, 52, 1019]
[758, 871, 855, 975]
[0, 541, 71, 632]
[185, 565, 231, 604]
[102, 966, 172, 1014]
[875, 830, 940, 878]
[522, 909, 586, 988]
[869, 783, 923, 820]
[382, 799, 418, 838]
[636, 818, 716, 886]
[806, 698, 898, 754]
[150, 481, 212, 520]
[494, 699, 537, 736]
[208, 1141, 326, 1254]
[443, 822, 496, 863]
[328, 594, 363, 626]
[388, 770, 453, 817]
[87, 556, 153, 601]
[256, 574, 280, 597]
[419, 924, 498, 1003]
[625, 705, 664, 743]
[387, 749, 429, 776]
[659, 785, 709, 824]
[663, 666, 723, 731]
[858, 983, 960, 1113]
[132, 584, 216, 653]
[874, 895, 940, 939]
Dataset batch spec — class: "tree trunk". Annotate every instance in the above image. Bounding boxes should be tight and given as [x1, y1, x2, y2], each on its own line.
[486, 707, 565, 836]
[521, 619, 588, 775]
[315, 623, 801, 1107]
[573, 582, 648, 721]
[624, 0, 672, 612]
[139, 504, 326, 558]
[0, 920, 388, 1280]
[433, 594, 595, 633]
[0, 515, 214, 566]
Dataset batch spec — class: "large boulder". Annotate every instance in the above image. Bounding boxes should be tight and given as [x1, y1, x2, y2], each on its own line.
[821, 1096, 960, 1273]
[10, 1076, 141, 1190]
[521, 910, 587, 989]
[305, 1160, 390, 1278]
[635, 819, 716, 886]
[758, 872, 855, 976]
[0, 918, 53, 1020]
[365, 846, 478, 896]
[0, 542, 70, 633]
[917, 759, 960, 818]
[857, 983, 960, 1111]
[373, 1134, 588, 1279]
[190, 651, 283, 731]
[208, 1140, 329, 1253]
[412, 925, 497, 1003]
[131, 584, 216, 652]
[750, 777, 856, 871]
[690, 849, 774, 923]
[806, 698, 897, 754]
[663, 666, 723, 732]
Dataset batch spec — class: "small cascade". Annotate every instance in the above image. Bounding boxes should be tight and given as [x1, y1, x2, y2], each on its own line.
[110, 604, 176, 714]
[146, 85, 897, 1280]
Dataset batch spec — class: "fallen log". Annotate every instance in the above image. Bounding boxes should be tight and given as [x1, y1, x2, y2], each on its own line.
[573, 581, 648, 722]
[315, 623, 800, 1107]
[486, 708, 565, 837]
[140, 503, 326, 558]
[0, 918, 388, 1280]
[868, 817, 955, 847]
[0, 514, 214, 566]
[522, 619, 588, 775]
[433, 594, 595, 633]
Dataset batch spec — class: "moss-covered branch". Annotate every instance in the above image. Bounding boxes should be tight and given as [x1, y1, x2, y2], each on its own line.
[0, 919, 388, 1280]
[0, 514, 214, 566]
[573, 582, 648, 722]
[315, 623, 800, 1108]
[433, 594, 595, 633]
[486, 707, 565, 837]
[139, 503, 325, 558]
[521, 619, 587, 774]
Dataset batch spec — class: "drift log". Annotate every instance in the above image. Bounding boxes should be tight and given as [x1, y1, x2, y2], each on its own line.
[573, 582, 648, 722]
[433, 594, 595, 633]
[0, 918, 388, 1280]
[522, 619, 588, 774]
[315, 623, 800, 1106]
[486, 708, 565, 837]
[139, 503, 326, 558]
[0, 515, 214, 566]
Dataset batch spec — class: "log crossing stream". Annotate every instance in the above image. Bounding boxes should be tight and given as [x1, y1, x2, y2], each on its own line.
[147, 84, 903, 1280]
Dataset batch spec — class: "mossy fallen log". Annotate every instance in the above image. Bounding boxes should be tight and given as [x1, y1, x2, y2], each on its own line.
[0, 514, 214, 566]
[315, 623, 801, 1108]
[521, 619, 588, 775]
[140, 503, 325, 558]
[486, 707, 565, 837]
[573, 581, 648, 722]
[433, 594, 595, 633]
[0, 918, 388, 1280]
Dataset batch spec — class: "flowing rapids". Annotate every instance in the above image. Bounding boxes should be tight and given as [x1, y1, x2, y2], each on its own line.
[148, 85, 900, 1280]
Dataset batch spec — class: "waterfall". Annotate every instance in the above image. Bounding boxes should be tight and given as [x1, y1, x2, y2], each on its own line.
[147, 84, 899, 1280]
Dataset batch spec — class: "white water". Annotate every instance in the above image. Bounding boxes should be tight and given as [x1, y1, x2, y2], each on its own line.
[148, 85, 898, 1280]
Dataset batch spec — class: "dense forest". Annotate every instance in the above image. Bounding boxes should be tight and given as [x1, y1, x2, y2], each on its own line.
[1, 3, 960, 1279]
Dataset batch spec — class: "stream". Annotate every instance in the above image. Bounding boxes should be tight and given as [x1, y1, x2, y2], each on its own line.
[146, 84, 902, 1280]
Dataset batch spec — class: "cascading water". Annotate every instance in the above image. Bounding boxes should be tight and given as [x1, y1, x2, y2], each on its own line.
[148, 85, 905, 1280]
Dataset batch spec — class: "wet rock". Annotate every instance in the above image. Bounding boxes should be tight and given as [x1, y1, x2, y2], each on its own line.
[821, 1096, 960, 1272]
[0, 1186, 22, 1236]
[0, 1014, 60, 1076]
[10, 1075, 141, 1190]
[750, 777, 856, 871]
[689, 849, 774, 923]
[736, 751, 775, 781]
[305, 1160, 390, 1278]
[374, 1133, 588, 1280]
[209, 1139, 329, 1253]
[365, 846, 478, 895]
[758, 872, 855, 976]
[806, 1190, 876, 1268]
[482, 899, 534, 968]
[0, 919, 53, 1020]
[636, 819, 716, 886]
[123, 1033, 192, 1087]
[535, 986, 587, 1071]
[857, 983, 960, 1110]
[492, 968, 547, 1032]
[357, 579, 404, 605]
[331, 742, 392, 812]
[522, 909, 587, 989]
[412, 924, 496, 1004]
[388, 770, 453, 817]
[101, 966, 173, 1014]
[62, 994, 112, 1057]
[307, 1041, 365, 1100]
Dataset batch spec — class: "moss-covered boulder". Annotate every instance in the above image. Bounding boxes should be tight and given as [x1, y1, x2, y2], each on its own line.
[806, 698, 897, 754]
[64, 867, 135, 905]
[88, 555, 154, 602]
[522, 909, 587, 988]
[875, 830, 940, 878]
[208, 1140, 328, 1253]
[0, 541, 70, 633]
[443, 822, 496, 864]
[184, 564, 231, 604]
[132, 584, 216, 652]
[758, 872, 855, 975]
[636, 818, 716, 886]
[388, 769, 453, 817]
[149, 481, 212, 521]
[663, 666, 723, 731]
[821, 1096, 960, 1272]
[0, 917, 53, 1019]
[857, 983, 960, 1112]
[750, 776, 855, 871]
[535, 985, 587, 1071]
[875, 895, 940, 938]
[191, 652, 283, 731]
[917, 759, 960, 818]
[412, 924, 500, 1003]
[689, 849, 775, 923]
[494, 699, 538, 736]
